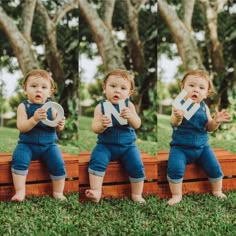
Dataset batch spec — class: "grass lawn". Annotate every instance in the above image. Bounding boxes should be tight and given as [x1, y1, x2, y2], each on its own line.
[0, 116, 235, 235]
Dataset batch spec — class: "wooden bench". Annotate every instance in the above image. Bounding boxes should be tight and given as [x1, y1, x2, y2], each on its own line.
[78, 152, 158, 202]
[0, 153, 79, 201]
[157, 148, 236, 198]
[1, 148, 235, 201]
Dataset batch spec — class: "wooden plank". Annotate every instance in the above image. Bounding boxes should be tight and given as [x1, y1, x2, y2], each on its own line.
[79, 182, 158, 202]
[0, 153, 79, 184]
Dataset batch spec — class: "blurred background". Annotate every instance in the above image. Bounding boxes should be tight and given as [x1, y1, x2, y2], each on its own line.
[79, 0, 158, 146]
[0, 0, 235, 153]
[0, 0, 79, 148]
[157, 0, 236, 149]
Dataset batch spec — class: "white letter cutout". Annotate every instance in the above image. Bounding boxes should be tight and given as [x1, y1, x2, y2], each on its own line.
[172, 90, 200, 120]
[41, 102, 64, 127]
[103, 100, 128, 127]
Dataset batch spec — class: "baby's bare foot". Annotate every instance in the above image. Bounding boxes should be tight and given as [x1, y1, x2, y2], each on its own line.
[53, 192, 67, 201]
[212, 191, 227, 199]
[131, 194, 146, 203]
[85, 189, 101, 203]
[167, 195, 182, 206]
[11, 190, 25, 202]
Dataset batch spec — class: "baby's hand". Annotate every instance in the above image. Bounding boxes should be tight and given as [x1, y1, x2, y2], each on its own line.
[214, 109, 231, 124]
[120, 107, 132, 120]
[173, 108, 185, 120]
[57, 116, 66, 130]
[101, 115, 111, 128]
[33, 108, 47, 122]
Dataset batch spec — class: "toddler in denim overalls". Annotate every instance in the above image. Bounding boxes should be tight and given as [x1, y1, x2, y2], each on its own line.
[11, 69, 66, 202]
[85, 69, 145, 203]
[167, 70, 231, 205]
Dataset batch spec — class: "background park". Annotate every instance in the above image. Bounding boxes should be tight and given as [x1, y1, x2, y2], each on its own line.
[0, 0, 235, 235]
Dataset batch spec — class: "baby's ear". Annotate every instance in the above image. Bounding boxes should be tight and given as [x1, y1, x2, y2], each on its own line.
[102, 83, 106, 93]
[206, 89, 211, 98]
[129, 89, 134, 96]
[50, 88, 55, 95]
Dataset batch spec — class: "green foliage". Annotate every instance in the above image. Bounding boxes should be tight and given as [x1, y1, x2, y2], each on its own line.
[60, 99, 78, 142]
[211, 95, 236, 142]
[5, 118, 16, 128]
[8, 92, 25, 114]
[138, 83, 157, 142]
[87, 79, 104, 103]
[139, 109, 157, 142]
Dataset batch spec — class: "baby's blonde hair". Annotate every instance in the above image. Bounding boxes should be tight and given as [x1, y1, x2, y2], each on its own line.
[182, 69, 215, 94]
[23, 69, 56, 91]
[103, 69, 135, 92]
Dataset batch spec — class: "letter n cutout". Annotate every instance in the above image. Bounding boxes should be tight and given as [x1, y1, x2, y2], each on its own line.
[103, 100, 128, 127]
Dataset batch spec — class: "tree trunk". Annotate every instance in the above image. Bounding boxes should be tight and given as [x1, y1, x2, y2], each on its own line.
[182, 0, 195, 32]
[199, 0, 225, 73]
[79, 0, 125, 73]
[158, 0, 204, 70]
[120, 0, 146, 73]
[0, 6, 39, 75]
[36, 0, 78, 114]
[20, 0, 37, 43]
[199, 0, 228, 108]
[36, 0, 65, 85]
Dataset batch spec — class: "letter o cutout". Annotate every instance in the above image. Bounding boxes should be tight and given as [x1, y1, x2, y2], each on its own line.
[41, 102, 64, 127]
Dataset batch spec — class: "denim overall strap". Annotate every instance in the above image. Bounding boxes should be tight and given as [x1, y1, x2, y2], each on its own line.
[22, 100, 53, 121]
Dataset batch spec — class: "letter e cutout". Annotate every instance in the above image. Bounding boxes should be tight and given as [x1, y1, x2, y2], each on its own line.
[172, 90, 200, 120]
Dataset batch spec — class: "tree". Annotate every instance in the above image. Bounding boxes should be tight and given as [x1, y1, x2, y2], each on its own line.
[158, 0, 235, 109]
[158, 0, 204, 70]
[0, 0, 79, 115]
[79, 0, 157, 113]
[79, 0, 157, 141]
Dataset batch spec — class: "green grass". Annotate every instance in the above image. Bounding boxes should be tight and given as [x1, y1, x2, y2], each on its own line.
[0, 117, 236, 235]
[0, 193, 236, 235]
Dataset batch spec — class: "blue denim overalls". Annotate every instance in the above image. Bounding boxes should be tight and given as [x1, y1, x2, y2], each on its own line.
[167, 101, 223, 183]
[88, 99, 145, 182]
[11, 100, 66, 180]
